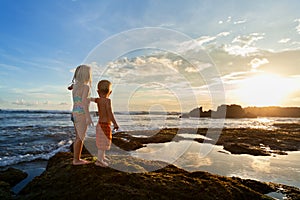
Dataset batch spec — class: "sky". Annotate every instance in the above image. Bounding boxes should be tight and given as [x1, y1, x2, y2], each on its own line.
[0, 0, 299, 112]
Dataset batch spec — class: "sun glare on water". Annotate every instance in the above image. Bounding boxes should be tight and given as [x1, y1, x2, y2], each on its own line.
[237, 73, 296, 106]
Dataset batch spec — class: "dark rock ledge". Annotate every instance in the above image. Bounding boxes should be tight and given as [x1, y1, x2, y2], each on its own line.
[0, 167, 27, 200]
[15, 152, 300, 200]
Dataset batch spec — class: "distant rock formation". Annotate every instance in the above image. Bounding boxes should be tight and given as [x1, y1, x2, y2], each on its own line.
[244, 106, 300, 117]
[215, 104, 257, 118]
[182, 104, 300, 118]
[186, 106, 211, 118]
[182, 104, 257, 118]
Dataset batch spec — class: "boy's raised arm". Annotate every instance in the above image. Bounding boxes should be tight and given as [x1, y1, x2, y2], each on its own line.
[89, 97, 97, 103]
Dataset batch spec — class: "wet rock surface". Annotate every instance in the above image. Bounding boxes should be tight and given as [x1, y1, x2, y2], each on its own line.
[17, 152, 300, 200]
[0, 167, 28, 200]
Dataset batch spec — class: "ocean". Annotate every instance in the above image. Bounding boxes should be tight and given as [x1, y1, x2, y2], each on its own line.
[0, 109, 299, 189]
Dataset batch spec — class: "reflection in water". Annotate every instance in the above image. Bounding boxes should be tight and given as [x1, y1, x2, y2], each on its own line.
[251, 157, 271, 173]
[131, 140, 194, 164]
[175, 151, 212, 168]
[131, 140, 300, 188]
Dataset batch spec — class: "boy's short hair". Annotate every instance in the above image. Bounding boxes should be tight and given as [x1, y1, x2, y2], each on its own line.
[98, 80, 112, 95]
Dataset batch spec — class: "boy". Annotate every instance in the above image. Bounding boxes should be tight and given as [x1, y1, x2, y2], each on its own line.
[91, 80, 119, 167]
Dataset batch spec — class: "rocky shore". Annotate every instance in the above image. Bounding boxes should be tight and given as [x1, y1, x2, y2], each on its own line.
[110, 123, 300, 156]
[11, 152, 300, 199]
[0, 168, 27, 199]
[1, 123, 299, 199]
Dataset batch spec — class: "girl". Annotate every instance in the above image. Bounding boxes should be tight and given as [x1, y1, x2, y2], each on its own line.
[91, 80, 119, 167]
[70, 65, 93, 165]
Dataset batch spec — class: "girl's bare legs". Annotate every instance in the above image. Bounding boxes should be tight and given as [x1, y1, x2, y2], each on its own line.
[73, 126, 89, 165]
[73, 136, 83, 163]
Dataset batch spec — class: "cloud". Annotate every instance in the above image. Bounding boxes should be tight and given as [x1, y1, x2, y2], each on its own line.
[90, 50, 216, 105]
[96, 55, 182, 85]
[278, 38, 291, 43]
[292, 41, 300, 46]
[178, 31, 230, 53]
[158, 23, 175, 28]
[223, 44, 259, 57]
[249, 58, 269, 70]
[197, 32, 230, 44]
[89, 61, 106, 78]
[233, 19, 246, 25]
[11, 98, 71, 109]
[232, 33, 264, 46]
[13, 86, 66, 97]
[100, 38, 299, 90]
[217, 32, 230, 37]
[219, 71, 253, 94]
[221, 33, 264, 57]
[196, 36, 217, 45]
[226, 16, 232, 23]
[185, 67, 198, 73]
[89, 34, 300, 111]
[5, 85, 71, 109]
[221, 71, 250, 83]
[295, 19, 300, 34]
[177, 36, 216, 52]
[105, 54, 179, 75]
[205, 42, 300, 77]
[218, 16, 246, 25]
[12, 99, 37, 106]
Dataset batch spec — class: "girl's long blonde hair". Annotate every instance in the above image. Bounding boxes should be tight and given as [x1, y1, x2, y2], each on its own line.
[72, 65, 92, 86]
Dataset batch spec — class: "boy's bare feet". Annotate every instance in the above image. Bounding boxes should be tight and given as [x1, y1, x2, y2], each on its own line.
[72, 159, 91, 165]
[103, 157, 110, 162]
[95, 160, 108, 167]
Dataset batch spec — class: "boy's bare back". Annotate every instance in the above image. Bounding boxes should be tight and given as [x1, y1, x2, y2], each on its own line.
[95, 97, 113, 124]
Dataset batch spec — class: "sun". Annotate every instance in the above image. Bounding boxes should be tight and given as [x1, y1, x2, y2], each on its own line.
[236, 73, 295, 106]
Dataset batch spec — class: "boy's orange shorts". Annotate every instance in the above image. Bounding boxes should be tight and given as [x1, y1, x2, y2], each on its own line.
[96, 122, 112, 150]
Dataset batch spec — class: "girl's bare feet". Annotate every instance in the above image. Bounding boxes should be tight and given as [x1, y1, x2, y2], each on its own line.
[72, 159, 90, 165]
[95, 160, 108, 167]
